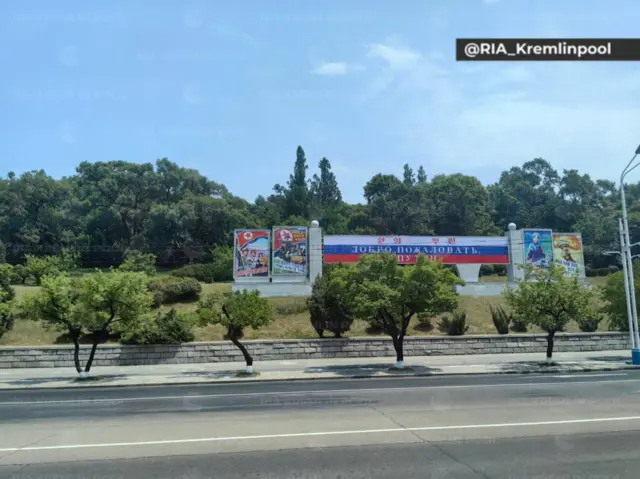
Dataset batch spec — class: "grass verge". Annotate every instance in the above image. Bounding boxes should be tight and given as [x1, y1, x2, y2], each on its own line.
[0, 277, 610, 346]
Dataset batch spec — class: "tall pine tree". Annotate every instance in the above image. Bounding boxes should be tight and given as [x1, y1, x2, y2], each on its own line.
[417, 166, 427, 184]
[310, 157, 342, 206]
[402, 164, 415, 186]
[284, 146, 311, 219]
[310, 157, 344, 232]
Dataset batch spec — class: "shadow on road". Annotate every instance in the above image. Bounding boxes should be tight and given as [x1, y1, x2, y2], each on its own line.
[3, 374, 128, 387]
[303, 363, 442, 376]
[498, 361, 569, 374]
[587, 355, 629, 362]
[169, 370, 250, 380]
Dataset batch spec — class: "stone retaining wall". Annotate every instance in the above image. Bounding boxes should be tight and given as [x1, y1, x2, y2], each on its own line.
[0, 332, 629, 369]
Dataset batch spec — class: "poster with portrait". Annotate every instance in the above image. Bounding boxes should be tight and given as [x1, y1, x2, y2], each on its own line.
[552, 233, 586, 278]
[233, 229, 270, 279]
[272, 226, 308, 276]
[522, 229, 554, 271]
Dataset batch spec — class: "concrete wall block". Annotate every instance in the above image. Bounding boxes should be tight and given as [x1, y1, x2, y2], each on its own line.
[0, 333, 629, 368]
[29, 361, 55, 368]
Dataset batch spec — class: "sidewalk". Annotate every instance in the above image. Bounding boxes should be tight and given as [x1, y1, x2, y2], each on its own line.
[0, 350, 637, 390]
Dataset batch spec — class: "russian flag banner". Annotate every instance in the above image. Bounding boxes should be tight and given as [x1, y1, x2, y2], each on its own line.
[323, 235, 509, 265]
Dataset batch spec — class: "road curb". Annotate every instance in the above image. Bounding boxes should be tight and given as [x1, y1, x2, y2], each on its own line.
[1, 364, 638, 392]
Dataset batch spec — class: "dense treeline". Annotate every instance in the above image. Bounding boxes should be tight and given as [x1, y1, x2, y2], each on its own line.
[0, 145, 633, 270]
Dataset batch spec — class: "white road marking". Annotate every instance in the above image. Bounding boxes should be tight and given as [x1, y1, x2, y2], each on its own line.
[0, 376, 635, 406]
[1, 415, 639, 453]
[552, 373, 629, 379]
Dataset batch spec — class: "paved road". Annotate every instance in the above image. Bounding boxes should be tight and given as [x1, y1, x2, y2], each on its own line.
[1, 371, 639, 477]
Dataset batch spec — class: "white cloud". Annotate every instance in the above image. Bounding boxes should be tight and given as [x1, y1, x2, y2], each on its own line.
[358, 38, 640, 185]
[312, 62, 350, 76]
[366, 43, 422, 70]
[360, 40, 449, 101]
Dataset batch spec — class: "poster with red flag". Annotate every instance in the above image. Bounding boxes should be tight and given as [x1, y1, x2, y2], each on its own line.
[272, 226, 308, 276]
[233, 229, 270, 279]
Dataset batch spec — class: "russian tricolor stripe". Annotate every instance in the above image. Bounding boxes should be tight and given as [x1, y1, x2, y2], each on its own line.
[323, 235, 509, 265]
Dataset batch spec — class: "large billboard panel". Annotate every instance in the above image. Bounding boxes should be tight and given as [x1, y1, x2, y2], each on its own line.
[233, 229, 270, 279]
[522, 228, 554, 270]
[323, 235, 509, 264]
[553, 232, 586, 278]
[272, 226, 308, 276]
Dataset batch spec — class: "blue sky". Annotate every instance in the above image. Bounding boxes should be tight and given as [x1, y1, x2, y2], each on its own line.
[1, 0, 639, 204]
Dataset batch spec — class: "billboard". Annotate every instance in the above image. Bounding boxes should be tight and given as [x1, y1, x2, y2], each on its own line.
[233, 229, 270, 279]
[272, 226, 308, 276]
[553, 233, 586, 278]
[323, 235, 509, 264]
[522, 228, 554, 270]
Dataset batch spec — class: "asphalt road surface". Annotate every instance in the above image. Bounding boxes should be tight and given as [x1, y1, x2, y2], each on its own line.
[1, 371, 639, 478]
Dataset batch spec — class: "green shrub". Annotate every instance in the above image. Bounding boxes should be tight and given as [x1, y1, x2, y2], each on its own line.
[0, 241, 5, 264]
[307, 271, 353, 338]
[416, 312, 433, 330]
[119, 250, 157, 276]
[489, 305, 511, 335]
[23, 250, 79, 285]
[171, 263, 217, 283]
[0, 264, 16, 302]
[586, 266, 615, 277]
[577, 314, 603, 332]
[438, 310, 469, 336]
[211, 245, 234, 282]
[10, 264, 26, 284]
[480, 264, 494, 276]
[600, 270, 640, 331]
[493, 265, 507, 276]
[0, 306, 13, 339]
[148, 277, 202, 305]
[510, 316, 529, 333]
[120, 308, 195, 345]
[0, 266, 15, 339]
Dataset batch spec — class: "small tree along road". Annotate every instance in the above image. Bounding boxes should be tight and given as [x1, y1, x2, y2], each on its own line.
[21, 271, 153, 376]
[339, 253, 462, 369]
[504, 264, 597, 361]
[308, 266, 353, 338]
[196, 289, 273, 374]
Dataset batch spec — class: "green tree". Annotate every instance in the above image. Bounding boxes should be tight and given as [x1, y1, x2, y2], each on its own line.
[600, 268, 640, 331]
[118, 250, 157, 276]
[309, 157, 345, 230]
[21, 271, 153, 375]
[196, 290, 273, 373]
[284, 146, 311, 219]
[364, 174, 433, 235]
[488, 158, 561, 231]
[429, 174, 495, 236]
[504, 264, 596, 360]
[211, 245, 234, 281]
[416, 166, 427, 184]
[307, 267, 353, 338]
[402, 164, 415, 186]
[0, 264, 16, 339]
[343, 253, 462, 368]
